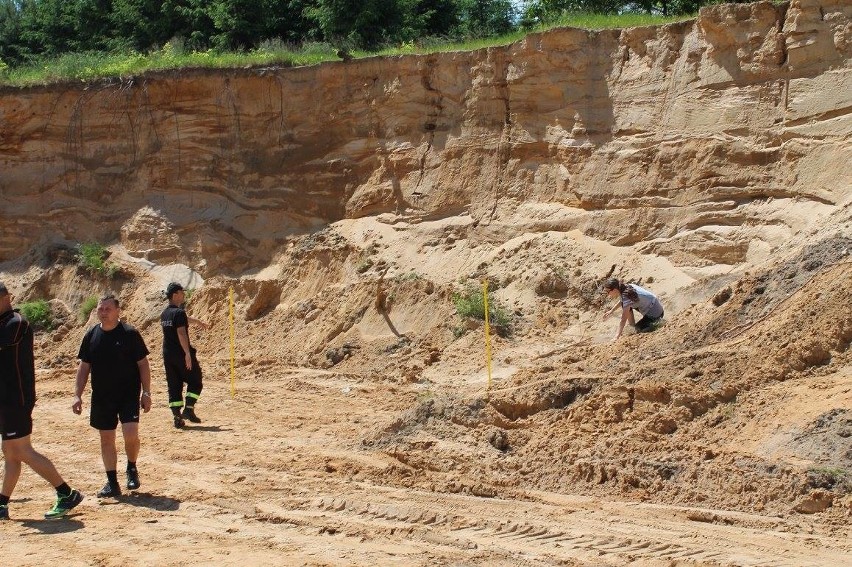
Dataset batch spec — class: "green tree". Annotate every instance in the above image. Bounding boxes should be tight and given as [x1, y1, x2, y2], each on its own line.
[456, 0, 515, 38]
[521, 0, 621, 27]
[406, 0, 462, 40]
[68, 0, 114, 51]
[643, 0, 716, 16]
[522, 0, 711, 22]
[109, 0, 173, 52]
[0, 0, 22, 63]
[306, 0, 408, 50]
[16, 0, 75, 59]
[161, 0, 217, 49]
[11, 0, 112, 57]
[164, 0, 319, 52]
[262, 0, 317, 44]
[207, 0, 262, 50]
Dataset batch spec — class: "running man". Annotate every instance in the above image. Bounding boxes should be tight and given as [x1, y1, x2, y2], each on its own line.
[72, 294, 151, 498]
[0, 282, 83, 519]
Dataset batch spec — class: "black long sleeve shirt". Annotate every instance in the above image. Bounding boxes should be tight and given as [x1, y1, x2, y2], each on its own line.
[0, 309, 36, 408]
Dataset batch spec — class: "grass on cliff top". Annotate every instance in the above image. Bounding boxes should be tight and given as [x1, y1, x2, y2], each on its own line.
[0, 40, 336, 87]
[0, 12, 694, 88]
[387, 12, 694, 54]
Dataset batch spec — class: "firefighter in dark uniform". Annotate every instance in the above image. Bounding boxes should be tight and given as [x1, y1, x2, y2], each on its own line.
[160, 283, 209, 428]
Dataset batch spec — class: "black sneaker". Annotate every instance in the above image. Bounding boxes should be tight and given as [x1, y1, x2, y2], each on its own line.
[97, 482, 122, 498]
[126, 468, 140, 490]
[173, 414, 185, 428]
[182, 407, 201, 423]
[45, 489, 83, 519]
[0, 504, 8, 520]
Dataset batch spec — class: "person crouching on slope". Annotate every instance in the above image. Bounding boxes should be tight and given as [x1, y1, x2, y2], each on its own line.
[602, 278, 664, 341]
[160, 283, 209, 428]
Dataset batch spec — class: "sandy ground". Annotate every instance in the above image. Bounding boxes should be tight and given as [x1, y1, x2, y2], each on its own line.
[3, 354, 849, 566]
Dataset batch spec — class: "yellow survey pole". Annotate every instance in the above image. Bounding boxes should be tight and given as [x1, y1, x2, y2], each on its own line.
[229, 286, 236, 398]
[482, 280, 493, 390]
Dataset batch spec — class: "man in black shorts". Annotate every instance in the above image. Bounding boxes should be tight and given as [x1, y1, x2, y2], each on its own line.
[0, 282, 83, 519]
[161, 282, 209, 428]
[72, 294, 152, 498]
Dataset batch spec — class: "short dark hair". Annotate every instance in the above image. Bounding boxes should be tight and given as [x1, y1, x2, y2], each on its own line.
[99, 294, 120, 308]
[603, 278, 620, 291]
[166, 282, 184, 299]
[0, 282, 8, 296]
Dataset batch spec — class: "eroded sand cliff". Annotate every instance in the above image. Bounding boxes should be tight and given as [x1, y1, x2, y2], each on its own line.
[0, 1, 850, 565]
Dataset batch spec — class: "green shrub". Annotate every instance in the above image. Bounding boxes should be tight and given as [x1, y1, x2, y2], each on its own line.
[19, 300, 54, 331]
[76, 242, 107, 273]
[80, 295, 98, 322]
[76, 242, 120, 277]
[452, 283, 511, 329]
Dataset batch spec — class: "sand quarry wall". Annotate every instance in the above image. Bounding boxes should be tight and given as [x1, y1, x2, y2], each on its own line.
[0, 0, 849, 274]
[0, 1, 850, 523]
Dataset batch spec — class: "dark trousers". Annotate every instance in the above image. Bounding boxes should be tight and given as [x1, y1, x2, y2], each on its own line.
[636, 309, 664, 333]
[163, 351, 203, 409]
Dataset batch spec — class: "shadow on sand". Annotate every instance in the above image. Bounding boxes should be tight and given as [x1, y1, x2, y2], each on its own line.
[20, 516, 85, 534]
[182, 424, 231, 433]
[114, 491, 181, 511]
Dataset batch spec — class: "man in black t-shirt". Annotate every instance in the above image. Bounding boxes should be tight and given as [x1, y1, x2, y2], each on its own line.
[72, 294, 152, 498]
[160, 282, 209, 428]
[0, 282, 83, 520]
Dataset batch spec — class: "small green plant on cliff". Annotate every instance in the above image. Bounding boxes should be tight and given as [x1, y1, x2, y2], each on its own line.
[80, 295, 98, 322]
[452, 283, 511, 330]
[76, 242, 120, 277]
[20, 299, 54, 331]
[76, 242, 107, 273]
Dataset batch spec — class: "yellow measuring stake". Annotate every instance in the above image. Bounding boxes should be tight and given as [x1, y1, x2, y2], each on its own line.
[482, 280, 493, 390]
[229, 286, 236, 398]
